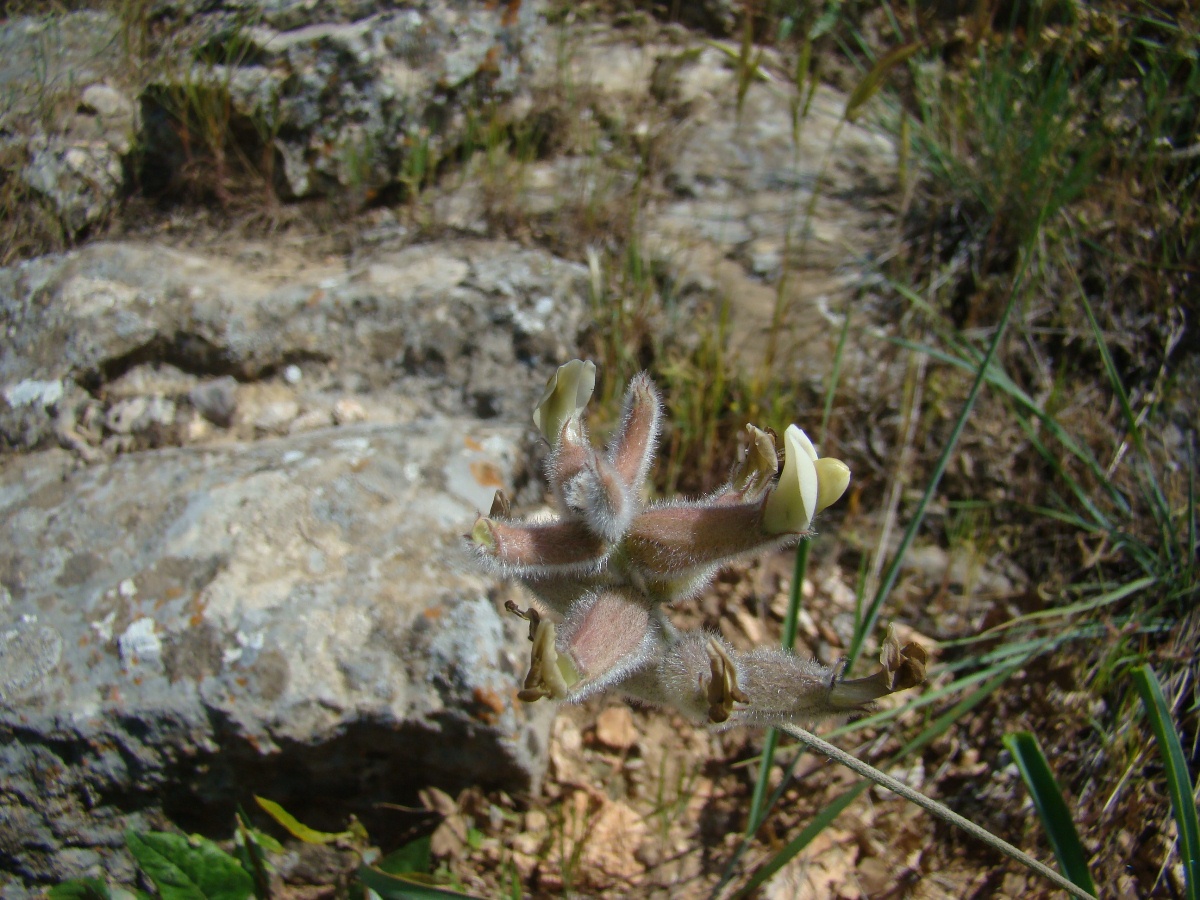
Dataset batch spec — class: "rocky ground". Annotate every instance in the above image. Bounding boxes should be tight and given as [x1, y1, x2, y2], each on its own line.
[2, 2, 1191, 899]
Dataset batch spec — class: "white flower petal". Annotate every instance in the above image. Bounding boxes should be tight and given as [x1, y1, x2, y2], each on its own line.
[791, 425, 819, 462]
[762, 425, 819, 534]
[814, 457, 851, 513]
[532, 359, 596, 446]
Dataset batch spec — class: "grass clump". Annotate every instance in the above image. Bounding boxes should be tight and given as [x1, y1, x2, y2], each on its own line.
[590, 2, 1198, 894]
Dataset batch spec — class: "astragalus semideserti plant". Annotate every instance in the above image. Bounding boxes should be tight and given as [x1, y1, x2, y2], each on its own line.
[469, 359, 926, 726]
[469, 361, 1100, 900]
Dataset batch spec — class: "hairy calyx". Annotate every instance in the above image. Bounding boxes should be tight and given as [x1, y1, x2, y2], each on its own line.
[470, 361, 925, 727]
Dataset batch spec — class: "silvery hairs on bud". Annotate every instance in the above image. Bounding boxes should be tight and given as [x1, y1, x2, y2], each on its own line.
[469, 360, 925, 727]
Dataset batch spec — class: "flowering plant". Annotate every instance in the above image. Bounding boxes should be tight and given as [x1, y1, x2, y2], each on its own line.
[470, 361, 925, 727]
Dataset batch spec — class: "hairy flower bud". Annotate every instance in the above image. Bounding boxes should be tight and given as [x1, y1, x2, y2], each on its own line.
[623, 500, 795, 577]
[621, 632, 841, 727]
[510, 592, 657, 703]
[621, 626, 926, 728]
[556, 590, 657, 700]
[607, 372, 661, 492]
[473, 360, 924, 731]
[470, 516, 609, 575]
[563, 453, 636, 543]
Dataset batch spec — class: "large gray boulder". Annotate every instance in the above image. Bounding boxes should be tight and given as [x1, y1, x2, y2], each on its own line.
[0, 420, 552, 886]
[0, 0, 549, 230]
[0, 237, 590, 890]
[0, 239, 588, 455]
[140, 0, 549, 201]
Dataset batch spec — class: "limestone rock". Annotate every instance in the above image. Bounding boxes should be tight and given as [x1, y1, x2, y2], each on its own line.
[0, 233, 590, 889]
[0, 421, 553, 886]
[140, 1, 549, 201]
[0, 239, 589, 455]
[0, 12, 139, 234]
[21, 135, 125, 235]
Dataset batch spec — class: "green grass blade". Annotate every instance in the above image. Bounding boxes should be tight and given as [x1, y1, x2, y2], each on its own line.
[780, 540, 809, 651]
[254, 796, 352, 844]
[886, 333, 1125, 515]
[1074, 282, 1142, 454]
[357, 865, 480, 899]
[844, 41, 922, 122]
[958, 575, 1156, 639]
[1131, 666, 1200, 900]
[734, 782, 868, 898]
[1003, 731, 1097, 895]
[742, 728, 781, 835]
[1074, 281, 1179, 564]
[848, 270, 1022, 667]
[734, 663, 1019, 896]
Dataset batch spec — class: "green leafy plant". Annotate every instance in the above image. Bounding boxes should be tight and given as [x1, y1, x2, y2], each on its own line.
[1132, 665, 1200, 900]
[49, 798, 476, 900]
[253, 797, 476, 899]
[125, 832, 254, 900]
[1004, 730, 1097, 896]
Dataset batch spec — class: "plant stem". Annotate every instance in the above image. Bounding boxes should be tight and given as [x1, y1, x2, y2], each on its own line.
[778, 723, 1099, 900]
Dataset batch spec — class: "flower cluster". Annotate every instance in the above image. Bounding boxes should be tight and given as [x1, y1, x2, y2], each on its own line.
[470, 361, 926, 727]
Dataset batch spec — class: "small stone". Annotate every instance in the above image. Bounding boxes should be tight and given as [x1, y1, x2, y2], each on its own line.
[4, 379, 64, 409]
[22, 136, 124, 234]
[117, 617, 161, 670]
[332, 397, 366, 425]
[289, 409, 332, 433]
[578, 800, 646, 883]
[511, 831, 543, 857]
[283, 364, 302, 385]
[80, 83, 133, 123]
[183, 413, 211, 443]
[254, 400, 300, 434]
[594, 705, 637, 751]
[103, 396, 175, 435]
[189, 377, 239, 427]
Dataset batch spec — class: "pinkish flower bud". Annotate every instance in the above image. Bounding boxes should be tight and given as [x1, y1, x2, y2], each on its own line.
[607, 372, 661, 493]
[620, 632, 841, 727]
[563, 453, 636, 543]
[623, 500, 796, 578]
[556, 590, 657, 700]
[470, 516, 610, 575]
[545, 424, 593, 507]
[508, 592, 657, 703]
[618, 630, 925, 729]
